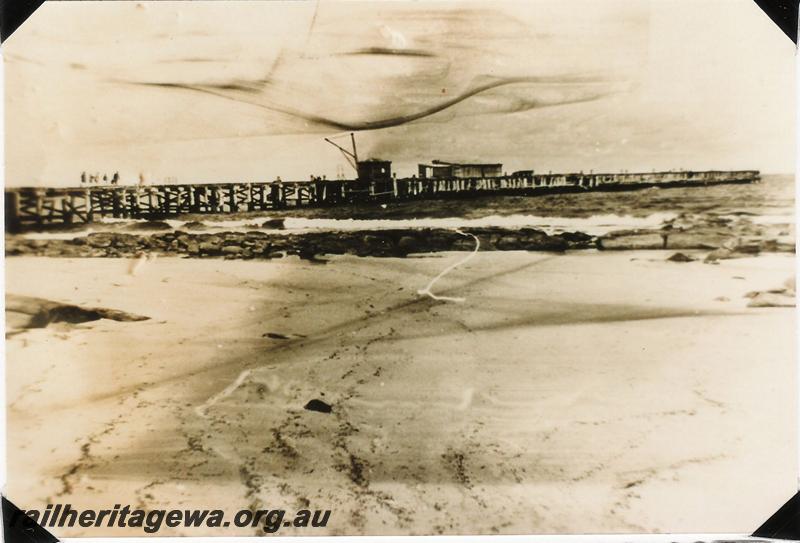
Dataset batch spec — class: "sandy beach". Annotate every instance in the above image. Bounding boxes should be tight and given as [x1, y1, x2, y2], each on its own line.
[4, 250, 796, 536]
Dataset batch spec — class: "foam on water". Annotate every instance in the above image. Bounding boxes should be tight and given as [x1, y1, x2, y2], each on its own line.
[255, 212, 678, 235]
[22, 212, 680, 240]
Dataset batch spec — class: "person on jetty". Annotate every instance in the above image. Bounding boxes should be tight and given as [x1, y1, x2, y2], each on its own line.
[270, 177, 285, 207]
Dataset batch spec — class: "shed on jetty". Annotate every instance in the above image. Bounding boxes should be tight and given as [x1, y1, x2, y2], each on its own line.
[357, 159, 392, 181]
[418, 160, 503, 179]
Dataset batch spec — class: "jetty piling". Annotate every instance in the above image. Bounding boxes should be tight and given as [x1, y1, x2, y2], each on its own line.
[4, 169, 760, 231]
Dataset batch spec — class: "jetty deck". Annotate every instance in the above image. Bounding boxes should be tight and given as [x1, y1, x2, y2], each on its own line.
[5, 169, 759, 231]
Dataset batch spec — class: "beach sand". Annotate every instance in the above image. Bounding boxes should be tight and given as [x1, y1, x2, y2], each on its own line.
[5, 250, 796, 536]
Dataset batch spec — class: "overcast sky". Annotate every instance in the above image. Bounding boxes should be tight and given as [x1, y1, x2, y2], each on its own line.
[4, 0, 796, 186]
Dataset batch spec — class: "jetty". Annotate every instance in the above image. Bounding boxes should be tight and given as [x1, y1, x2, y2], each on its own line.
[5, 166, 759, 231]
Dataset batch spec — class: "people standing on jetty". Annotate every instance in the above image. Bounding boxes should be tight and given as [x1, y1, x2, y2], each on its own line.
[80, 171, 123, 185]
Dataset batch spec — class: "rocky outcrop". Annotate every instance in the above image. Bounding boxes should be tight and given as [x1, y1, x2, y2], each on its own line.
[745, 277, 795, 308]
[6, 294, 149, 334]
[598, 212, 794, 254]
[5, 227, 572, 260]
[6, 210, 793, 261]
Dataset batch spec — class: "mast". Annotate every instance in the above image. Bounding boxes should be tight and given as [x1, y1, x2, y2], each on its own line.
[324, 132, 359, 174]
[350, 132, 358, 164]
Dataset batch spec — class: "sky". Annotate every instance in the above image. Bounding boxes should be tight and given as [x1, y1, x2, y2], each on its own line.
[3, 0, 796, 187]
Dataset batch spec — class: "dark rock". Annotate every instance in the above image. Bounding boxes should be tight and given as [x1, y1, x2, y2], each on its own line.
[304, 399, 332, 414]
[124, 220, 173, 231]
[361, 234, 393, 256]
[262, 218, 286, 230]
[198, 242, 220, 254]
[183, 221, 208, 231]
[667, 252, 695, 262]
[86, 233, 114, 248]
[558, 231, 593, 243]
[250, 241, 270, 254]
[397, 235, 419, 254]
[112, 235, 139, 248]
[297, 247, 326, 262]
[221, 232, 246, 243]
[517, 229, 569, 251]
[451, 237, 478, 251]
[557, 231, 594, 249]
[496, 235, 521, 250]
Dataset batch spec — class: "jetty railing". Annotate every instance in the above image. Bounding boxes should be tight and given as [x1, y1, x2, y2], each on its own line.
[5, 169, 759, 231]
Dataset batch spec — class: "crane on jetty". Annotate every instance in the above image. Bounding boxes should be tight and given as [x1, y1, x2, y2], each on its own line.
[323, 133, 393, 190]
[324, 133, 359, 175]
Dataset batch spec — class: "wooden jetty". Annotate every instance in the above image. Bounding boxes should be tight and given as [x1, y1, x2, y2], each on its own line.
[5, 169, 759, 231]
